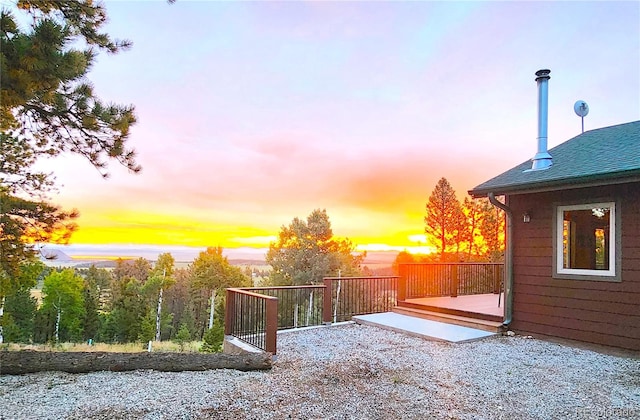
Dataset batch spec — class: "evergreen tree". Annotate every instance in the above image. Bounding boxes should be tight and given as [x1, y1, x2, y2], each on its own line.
[186, 286, 211, 340]
[106, 278, 146, 343]
[199, 319, 224, 353]
[1, 1, 138, 188]
[96, 311, 117, 343]
[163, 268, 191, 338]
[109, 258, 151, 326]
[173, 323, 192, 352]
[3, 288, 37, 343]
[113, 258, 151, 284]
[138, 311, 156, 343]
[175, 305, 195, 341]
[424, 178, 465, 261]
[0, 195, 77, 282]
[1, 1, 139, 284]
[480, 198, 506, 262]
[33, 306, 55, 344]
[461, 197, 485, 260]
[0, 259, 45, 342]
[81, 284, 100, 341]
[266, 209, 364, 286]
[82, 265, 111, 291]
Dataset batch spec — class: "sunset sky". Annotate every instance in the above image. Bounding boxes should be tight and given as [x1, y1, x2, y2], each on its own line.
[35, 1, 639, 258]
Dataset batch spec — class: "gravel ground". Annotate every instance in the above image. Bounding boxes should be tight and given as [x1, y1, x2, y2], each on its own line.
[1, 323, 639, 420]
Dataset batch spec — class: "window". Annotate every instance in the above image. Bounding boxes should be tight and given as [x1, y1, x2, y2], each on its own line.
[554, 201, 619, 280]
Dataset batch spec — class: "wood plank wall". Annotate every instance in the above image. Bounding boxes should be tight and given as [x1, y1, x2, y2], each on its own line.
[509, 182, 640, 350]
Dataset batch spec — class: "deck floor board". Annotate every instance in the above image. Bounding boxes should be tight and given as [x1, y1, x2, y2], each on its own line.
[406, 293, 504, 318]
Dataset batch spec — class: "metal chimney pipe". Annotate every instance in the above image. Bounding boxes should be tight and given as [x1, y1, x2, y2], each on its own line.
[530, 69, 552, 170]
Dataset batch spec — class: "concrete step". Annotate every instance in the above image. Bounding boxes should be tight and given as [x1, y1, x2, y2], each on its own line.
[392, 306, 503, 333]
[353, 312, 497, 343]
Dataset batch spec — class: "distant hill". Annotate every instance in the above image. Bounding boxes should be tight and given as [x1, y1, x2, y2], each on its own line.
[361, 251, 399, 266]
[36, 248, 398, 273]
[228, 259, 270, 266]
[74, 260, 118, 269]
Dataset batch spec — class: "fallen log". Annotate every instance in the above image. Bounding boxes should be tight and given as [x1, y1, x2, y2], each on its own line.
[0, 350, 272, 375]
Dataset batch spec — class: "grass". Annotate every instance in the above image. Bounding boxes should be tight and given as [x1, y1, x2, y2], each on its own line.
[2, 340, 204, 353]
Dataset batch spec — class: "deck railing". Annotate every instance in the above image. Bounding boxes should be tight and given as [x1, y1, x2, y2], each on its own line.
[322, 276, 399, 323]
[225, 288, 278, 354]
[224, 266, 501, 354]
[397, 263, 503, 300]
[225, 276, 399, 353]
[243, 285, 326, 329]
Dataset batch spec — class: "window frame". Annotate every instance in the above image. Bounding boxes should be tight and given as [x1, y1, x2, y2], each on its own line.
[552, 200, 622, 282]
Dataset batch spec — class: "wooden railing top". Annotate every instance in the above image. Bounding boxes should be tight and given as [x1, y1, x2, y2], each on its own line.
[323, 276, 400, 280]
[226, 288, 278, 300]
[398, 262, 504, 266]
[242, 285, 326, 291]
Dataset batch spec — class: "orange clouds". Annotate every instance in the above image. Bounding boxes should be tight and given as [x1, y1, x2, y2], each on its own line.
[54, 128, 509, 249]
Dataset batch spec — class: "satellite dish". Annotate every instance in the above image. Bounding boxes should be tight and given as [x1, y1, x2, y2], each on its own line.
[574, 100, 589, 117]
[574, 100, 589, 133]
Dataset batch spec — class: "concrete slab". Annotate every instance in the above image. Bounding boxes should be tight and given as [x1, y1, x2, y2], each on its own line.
[223, 335, 265, 355]
[353, 312, 497, 343]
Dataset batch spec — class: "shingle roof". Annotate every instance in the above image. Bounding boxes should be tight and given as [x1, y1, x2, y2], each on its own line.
[469, 120, 640, 197]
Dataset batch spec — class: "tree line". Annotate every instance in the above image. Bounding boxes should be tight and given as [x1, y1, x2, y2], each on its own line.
[422, 177, 505, 263]
[1, 198, 504, 346]
[1, 248, 249, 349]
[265, 191, 505, 285]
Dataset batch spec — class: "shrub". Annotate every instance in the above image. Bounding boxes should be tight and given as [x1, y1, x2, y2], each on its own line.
[199, 320, 223, 353]
[173, 324, 192, 352]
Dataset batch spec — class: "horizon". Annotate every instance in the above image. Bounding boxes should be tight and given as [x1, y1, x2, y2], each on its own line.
[29, 1, 639, 251]
[41, 243, 409, 266]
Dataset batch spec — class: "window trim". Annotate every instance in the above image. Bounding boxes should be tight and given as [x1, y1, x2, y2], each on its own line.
[552, 200, 622, 282]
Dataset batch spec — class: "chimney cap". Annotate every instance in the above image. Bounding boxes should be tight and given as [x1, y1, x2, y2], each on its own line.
[535, 69, 551, 81]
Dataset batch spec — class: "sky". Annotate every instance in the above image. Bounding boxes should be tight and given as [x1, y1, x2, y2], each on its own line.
[32, 1, 640, 259]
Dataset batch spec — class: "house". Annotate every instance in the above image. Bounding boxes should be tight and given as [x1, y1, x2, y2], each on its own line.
[469, 69, 640, 351]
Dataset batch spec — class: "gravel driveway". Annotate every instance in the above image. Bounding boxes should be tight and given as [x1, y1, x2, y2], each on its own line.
[1, 323, 638, 419]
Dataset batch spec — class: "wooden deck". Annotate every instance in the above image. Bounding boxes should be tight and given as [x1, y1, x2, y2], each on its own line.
[399, 293, 504, 323]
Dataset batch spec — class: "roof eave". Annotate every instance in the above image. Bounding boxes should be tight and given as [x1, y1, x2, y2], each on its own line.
[469, 170, 640, 198]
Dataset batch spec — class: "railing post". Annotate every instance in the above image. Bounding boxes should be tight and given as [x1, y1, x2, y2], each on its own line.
[224, 288, 234, 335]
[265, 297, 278, 355]
[451, 264, 458, 298]
[397, 265, 406, 302]
[322, 278, 332, 324]
[494, 264, 503, 294]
